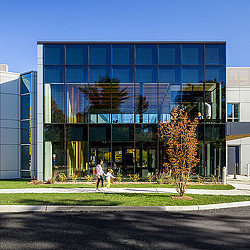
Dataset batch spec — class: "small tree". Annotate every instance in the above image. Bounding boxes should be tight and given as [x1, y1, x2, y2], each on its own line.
[159, 107, 199, 197]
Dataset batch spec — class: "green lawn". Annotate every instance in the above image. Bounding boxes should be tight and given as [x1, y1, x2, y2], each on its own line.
[0, 193, 248, 206]
[0, 180, 234, 190]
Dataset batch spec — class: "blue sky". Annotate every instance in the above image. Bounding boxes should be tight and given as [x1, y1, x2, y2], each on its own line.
[0, 0, 249, 72]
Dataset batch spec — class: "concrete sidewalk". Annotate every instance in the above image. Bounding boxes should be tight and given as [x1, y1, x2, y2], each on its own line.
[0, 182, 249, 195]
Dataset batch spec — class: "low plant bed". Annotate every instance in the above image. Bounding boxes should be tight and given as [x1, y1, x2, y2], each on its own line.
[0, 193, 248, 206]
[0, 180, 234, 190]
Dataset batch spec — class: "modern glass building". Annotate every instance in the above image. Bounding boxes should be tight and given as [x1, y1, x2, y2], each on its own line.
[37, 42, 226, 180]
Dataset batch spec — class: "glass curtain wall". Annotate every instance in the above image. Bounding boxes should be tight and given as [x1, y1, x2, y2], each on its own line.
[43, 43, 226, 179]
[21, 73, 32, 178]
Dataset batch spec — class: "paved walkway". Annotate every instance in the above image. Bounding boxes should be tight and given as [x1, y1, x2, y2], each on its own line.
[0, 181, 249, 195]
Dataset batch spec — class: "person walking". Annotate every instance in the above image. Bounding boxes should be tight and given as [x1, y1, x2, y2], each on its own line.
[106, 169, 116, 189]
[95, 159, 105, 191]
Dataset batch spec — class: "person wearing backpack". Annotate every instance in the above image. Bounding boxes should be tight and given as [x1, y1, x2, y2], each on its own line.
[95, 159, 106, 191]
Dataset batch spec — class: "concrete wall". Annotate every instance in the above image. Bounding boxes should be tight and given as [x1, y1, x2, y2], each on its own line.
[0, 69, 20, 178]
[227, 67, 250, 175]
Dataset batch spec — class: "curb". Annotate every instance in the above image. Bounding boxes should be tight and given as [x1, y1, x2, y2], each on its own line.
[0, 201, 250, 213]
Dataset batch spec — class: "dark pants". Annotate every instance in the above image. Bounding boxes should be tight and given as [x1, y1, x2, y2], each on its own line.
[96, 176, 104, 189]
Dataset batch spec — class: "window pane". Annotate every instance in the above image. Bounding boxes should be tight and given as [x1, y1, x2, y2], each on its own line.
[135, 67, 157, 123]
[66, 44, 88, 65]
[21, 145, 31, 171]
[112, 44, 134, 65]
[135, 44, 157, 65]
[89, 44, 111, 65]
[89, 125, 111, 141]
[112, 125, 134, 141]
[21, 121, 31, 144]
[227, 104, 233, 118]
[21, 94, 30, 120]
[205, 66, 225, 121]
[205, 44, 225, 65]
[44, 125, 64, 142]
[66, 125, 88, 141]
[135, 124, 158, 141]
[112, 66, 134, 123]
[44, 44, 64, 65]
[66, 66, 87, 83]
[234, 104, 239, 119]
[44, 66, 64, 84]
[182, 44, 204, 65]
[182, 66, 204, 119]
[158, 44, 180, 65]
[44, 84, 65, 123]
[89, 67, 111, 123]
[21, 74, 31, 94]
[158, 66, 181, 122]
[66, 84, 88, 123]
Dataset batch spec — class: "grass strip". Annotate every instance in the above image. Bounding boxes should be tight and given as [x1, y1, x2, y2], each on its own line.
[0, 180, 234, 190]
[0, 193, 248, 206]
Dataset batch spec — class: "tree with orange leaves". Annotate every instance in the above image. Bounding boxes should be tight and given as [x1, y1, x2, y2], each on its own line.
[159, 107, 200, 197]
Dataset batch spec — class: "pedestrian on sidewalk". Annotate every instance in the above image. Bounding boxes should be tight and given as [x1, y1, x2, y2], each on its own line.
[95, 160, 106, 191]
[106, 169, 116, 189]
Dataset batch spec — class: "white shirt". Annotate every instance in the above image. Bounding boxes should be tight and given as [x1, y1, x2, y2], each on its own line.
[96, 164, 104, 176]
[106, 172, 115, 180]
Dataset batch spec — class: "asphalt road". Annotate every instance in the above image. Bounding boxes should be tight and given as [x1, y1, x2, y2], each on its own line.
[0, 207, 249, 250]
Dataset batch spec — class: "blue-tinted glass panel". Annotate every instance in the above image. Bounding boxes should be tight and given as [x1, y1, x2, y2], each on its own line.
[89, 44, 111, 65]
[112, 44, 134, 65]
[89, 66, 111, 83]
[112, 66, 134, 83]
[44, 44, 64, 65]
[158, 44, 180, 65]
[66, 66, 87, 83]
[135, 67, 157, 123]
[135, 44, 157, 65]
[227, 104, 233, 119]
[182, 44, 204, 65]
[21, 74, 31, 94]
[205, 66, 225, 121]
[135, 125, 158, 141]
[21, 145, 31, 171]
[112, 67, 134, 123]
[159, 66, 181, 83]
[44, 66, 64, 84]
[182, 66, 204, 120]
[21, 121, 31, 144]
[158, 66, 181, 122]
[182, 66, 204, 83]
[66, 44, 88, 65]
[21, 94, 31, 120]
[44, 84, 65, 123]
[205, 44, 225, 65]
[66, 84, 88, 123]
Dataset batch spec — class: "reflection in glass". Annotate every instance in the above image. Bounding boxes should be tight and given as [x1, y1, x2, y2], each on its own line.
[89, 44, 111, 65]
[135, 124, 157, 141]
[21, 95, 31, 120]
[182, 44, 204, 65]
[89, 125, 111, 141]
[112, 44, 134, 65]
[135, 44, 157, 65]
[66, 44, 88, 65]
[67, 84, 88, 123]
[21, 121, 31, 144]
[158, 44, 180, 65]
[182, 66, 204, 119]
[44, 84, 65, 123]
[21, 74, 31, 94]
[205, 66, 225, 121]
[21, 145, 31, 170]
[158, 66, 181, 121]
[66, 66, 87, 83]
[112, 67, 134, 123]
[135, 67, 157, 123]
[112, 125, 134, 141]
